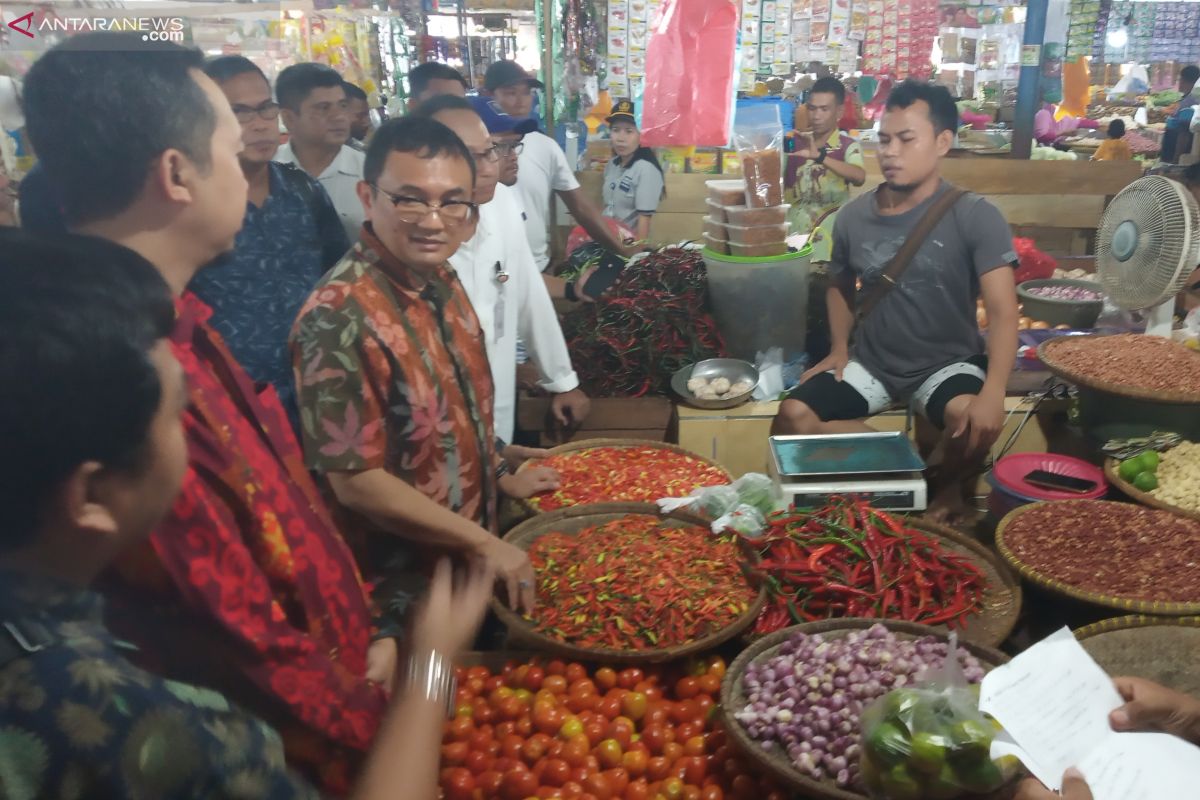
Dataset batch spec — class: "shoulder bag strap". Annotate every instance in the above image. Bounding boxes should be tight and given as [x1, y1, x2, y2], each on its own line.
[856, 185, 966, 322]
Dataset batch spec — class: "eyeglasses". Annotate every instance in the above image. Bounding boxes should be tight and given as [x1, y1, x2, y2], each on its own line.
[231, 101, 280, 124]
[494, 141, 525, 156]
[473, 145, 501, 164]
[371, 185, 479, 227]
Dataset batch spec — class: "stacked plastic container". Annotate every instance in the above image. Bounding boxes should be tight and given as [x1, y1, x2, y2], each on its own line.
[703, 179, 790, 258]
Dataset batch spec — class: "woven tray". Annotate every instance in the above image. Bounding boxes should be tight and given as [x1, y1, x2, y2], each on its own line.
[491, 502, 765, 664]
[1075, 616, 1200, 698]
[995, 501, 1200, 616]
[1103, 458, 1200, 523]
[518, 438, 732, 514]
[1038, 335, 1200, 405]
[720, 619, 1010, 800]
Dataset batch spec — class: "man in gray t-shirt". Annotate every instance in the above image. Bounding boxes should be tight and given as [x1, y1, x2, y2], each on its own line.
[773, 80, 1020, 525]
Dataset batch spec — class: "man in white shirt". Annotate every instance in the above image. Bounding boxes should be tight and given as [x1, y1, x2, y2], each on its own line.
[274, 63, 366, 242]
[415, 95, 592, 441]
[482, 61, 641, 272]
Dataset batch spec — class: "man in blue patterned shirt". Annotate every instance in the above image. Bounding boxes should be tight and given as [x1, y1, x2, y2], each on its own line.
[190, 56, 349, 433]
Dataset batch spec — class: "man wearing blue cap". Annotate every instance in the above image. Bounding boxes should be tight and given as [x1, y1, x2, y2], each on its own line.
[415, 95, 592, 442]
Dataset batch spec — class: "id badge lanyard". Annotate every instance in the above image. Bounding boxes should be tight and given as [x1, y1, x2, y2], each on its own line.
[493, 261, 508, 342]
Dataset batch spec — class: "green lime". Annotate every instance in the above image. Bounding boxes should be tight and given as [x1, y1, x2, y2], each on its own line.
[867, 720, 913, 767]
[880, 764, 924, 800]
[1133, 472, 1159, 492]
[909, 731, 948, 774]
[947, 718, 993, 762]
[925, 763, 966, 799]
[1118, 458, 1144, 482]
[956, 758, 1005, 793]
[1139, 450, 1161, 472]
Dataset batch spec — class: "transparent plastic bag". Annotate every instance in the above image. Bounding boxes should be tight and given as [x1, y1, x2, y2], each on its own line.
[656, 473, 781, 537]
[730, 473, 782, 516]
[860, 634, 1018, 799]
[711, 503, 767, 537]
[733, 104, 784, 208]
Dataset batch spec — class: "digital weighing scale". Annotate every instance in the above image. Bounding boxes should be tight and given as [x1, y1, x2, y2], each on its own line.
[768, 432, 928, 511]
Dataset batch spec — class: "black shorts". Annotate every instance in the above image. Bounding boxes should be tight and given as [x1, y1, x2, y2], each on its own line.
[787, 355, 989, 430]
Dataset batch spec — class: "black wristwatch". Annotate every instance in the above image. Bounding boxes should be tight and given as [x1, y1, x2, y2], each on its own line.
[814, 146, 829, 165]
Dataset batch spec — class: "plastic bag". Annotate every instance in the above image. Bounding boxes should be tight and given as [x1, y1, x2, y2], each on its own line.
[656, 473, 782, 536]
[753, 347, 785, 401]
[1012, 237, 1057, 284]
[733, 104, 785, 208]
[860, 634, 1017, 799]
[711, 503, 767, 537]
[730, 473, 782, 515]
[640, 0, 740, 147]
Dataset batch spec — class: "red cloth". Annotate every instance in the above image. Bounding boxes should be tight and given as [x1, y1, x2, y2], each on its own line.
[105, 293, 385, 796]
[641, 0, 740, 146]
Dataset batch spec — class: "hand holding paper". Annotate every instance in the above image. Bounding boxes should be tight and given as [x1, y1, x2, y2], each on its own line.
[979, 627, 1200, 800]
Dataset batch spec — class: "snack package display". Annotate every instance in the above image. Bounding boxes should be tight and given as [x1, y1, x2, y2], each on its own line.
[733, 103, 785, 208]
[860, 634, 1017, 799]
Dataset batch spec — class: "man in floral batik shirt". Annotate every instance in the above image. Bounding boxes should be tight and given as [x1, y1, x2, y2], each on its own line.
[291, 117, 558, 634]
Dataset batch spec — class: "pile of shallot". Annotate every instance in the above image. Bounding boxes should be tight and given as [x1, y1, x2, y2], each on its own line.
[734, 624, 986, 789]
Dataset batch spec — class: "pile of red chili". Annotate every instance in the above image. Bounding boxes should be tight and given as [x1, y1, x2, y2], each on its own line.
[526, 445, 730, 511]
[751, 498, 987, 634]
[526, 515, 757, 650]
[561, 247, 726, 397]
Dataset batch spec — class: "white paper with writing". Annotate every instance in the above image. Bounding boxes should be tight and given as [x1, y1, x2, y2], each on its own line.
[979, 627, 1200, 800]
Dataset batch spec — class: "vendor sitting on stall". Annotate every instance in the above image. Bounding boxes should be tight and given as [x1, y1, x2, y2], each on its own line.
[785, 76, 866, 262]
[773, 80, 1019, 525]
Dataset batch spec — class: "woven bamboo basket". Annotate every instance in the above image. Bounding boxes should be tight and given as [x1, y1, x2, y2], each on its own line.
[745, 517, 1022, 649]
[517, 438, 732, 514]
[1075, 616, 1200, 698]
[995, 501, 1200, 616]
[491, 502, 765, 664]
[720, 619, 1011, 800]
[1103, 458, 1200, 523]
[1037, 335, 1200, 405]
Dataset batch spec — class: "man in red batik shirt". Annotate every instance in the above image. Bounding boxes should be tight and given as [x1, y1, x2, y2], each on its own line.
[22, 34, 386, 795]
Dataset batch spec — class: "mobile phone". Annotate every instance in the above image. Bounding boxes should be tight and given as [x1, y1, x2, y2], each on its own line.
[1023, 469, 1097, 494]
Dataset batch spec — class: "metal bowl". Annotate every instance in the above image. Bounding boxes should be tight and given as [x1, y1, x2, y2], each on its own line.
[671, 358, 760, 409]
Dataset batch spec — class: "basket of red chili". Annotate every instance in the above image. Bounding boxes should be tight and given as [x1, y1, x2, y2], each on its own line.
[492, 502, 765, 663]
[749, 500, 1021, 647]
[520, 439, 732, 513]
[996, 499, 1200, 615]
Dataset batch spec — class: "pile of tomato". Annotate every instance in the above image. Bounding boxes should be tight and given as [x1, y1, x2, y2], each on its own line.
[440, 657, 786, 800]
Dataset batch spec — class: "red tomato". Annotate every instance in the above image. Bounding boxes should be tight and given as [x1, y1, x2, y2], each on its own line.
[463, 749, 492, 775]
[500, 734, 524, 761]
[566, 663, 588, 683]
[594, 667, 618, 691]
[596, 695, 623, 720]
[624, 778, 651, 800]
[544, 674, 569, 695]
[620, 692, 647, 721]
[583, 719, 608, 747]
[485, 675, 505, 693]
[477, 769, 503, 796]
[466, 677, 486, 696]
[622, 749, 648, 777]
[522, 735, 549, 764]
[674, 677, 700, 700]
[466, 666, 490, 683]
[543, 758, 572, 787]
[522, 666, 546, 692]
[671, 700, 701, 725]
[562, 733, 591, 768]
[568, 692, 601, 715]
[730, 775, 756, 800]
[468, 728, 494, 752]
[560, 715, 585, 740]
[607, 718, 634, 749]
[642, 704, 668, 728]
[682, 787, 702, 800]
[516, 716, 534, 737]
[595, 738, 623, 769]
[447, 716, 473, 741]
[501, 768, 538, 800]
[490, 686, 515, 706]
[646, 756, 672, 782]
[441, 741, 469, 766]
[561, 781, 585, 798]
[533, 704, 565, 735]
[604, 767, 630, 795]
[537, 787, 562, 799]
[494, 720, 517, 739]
[547, 659, 567, 676]
[706, 657, 727, 681]
[441, 766, 476, 800]
[617, 668, 644, 690]
[570, 766, 592, 785]
[699, 786, 724, 800]
[682, 736, 706, 758]
[681, 756, 707, 786]
[696, 673, 721, 696]
[569, 679, 598, 698]
[694, 695, 715, 720]
[674, 722, 702, 744]
[583, 772, 613, 800]
[640, 725, 668, 755]
[472, 699, 495, 726]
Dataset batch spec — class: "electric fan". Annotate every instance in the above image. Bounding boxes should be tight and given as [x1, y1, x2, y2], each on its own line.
[1095, 175, 1200, 335]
